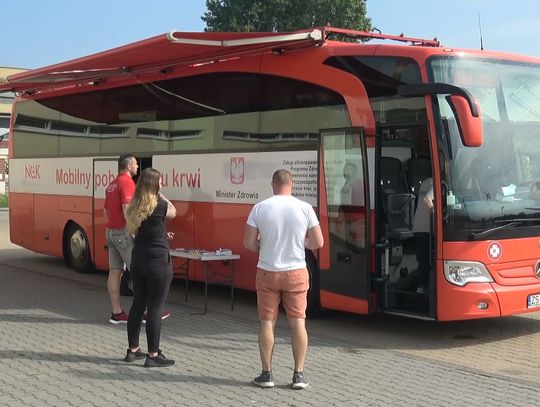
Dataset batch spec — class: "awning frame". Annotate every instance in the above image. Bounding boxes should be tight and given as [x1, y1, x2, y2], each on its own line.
[0, 26, 441, 96]
[0, 28, 325, 95]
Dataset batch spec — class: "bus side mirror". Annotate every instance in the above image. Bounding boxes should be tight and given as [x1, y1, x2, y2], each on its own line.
[398, 83, 483, 147]
[446, 95, 482, 147]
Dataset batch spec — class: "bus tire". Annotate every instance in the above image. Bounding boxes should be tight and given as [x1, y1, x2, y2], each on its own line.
[306, 249, 321, 318]
[65, 223, 96, 274]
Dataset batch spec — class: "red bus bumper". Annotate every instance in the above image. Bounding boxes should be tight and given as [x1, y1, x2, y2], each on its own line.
[493, 282, 540, 317]
[437, 279, 540, 321]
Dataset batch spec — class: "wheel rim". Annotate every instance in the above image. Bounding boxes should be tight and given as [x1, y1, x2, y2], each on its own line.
[70, 229, 87, 262]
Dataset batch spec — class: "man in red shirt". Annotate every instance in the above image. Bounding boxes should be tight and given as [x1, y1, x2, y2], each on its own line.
[104, 154, 138, 324]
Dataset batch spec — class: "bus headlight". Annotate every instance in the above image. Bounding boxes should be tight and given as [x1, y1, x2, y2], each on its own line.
[444, 261, 494, 286]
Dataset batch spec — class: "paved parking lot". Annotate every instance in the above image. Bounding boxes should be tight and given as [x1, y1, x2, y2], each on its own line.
[0, 211, 539, 406]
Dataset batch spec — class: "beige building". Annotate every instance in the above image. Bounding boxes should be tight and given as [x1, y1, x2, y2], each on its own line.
[1, 67, 26, 194]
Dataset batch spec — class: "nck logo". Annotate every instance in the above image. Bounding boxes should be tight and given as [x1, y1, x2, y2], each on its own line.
[230, 157, 244, 185]
[487, 241, 502, 261]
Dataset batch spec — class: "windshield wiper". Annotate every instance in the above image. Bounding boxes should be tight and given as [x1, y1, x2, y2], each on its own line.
[468, 218, 540, 240]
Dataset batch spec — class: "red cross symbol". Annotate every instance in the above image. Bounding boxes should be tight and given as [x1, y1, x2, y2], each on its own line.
[487, 242, 502, 261]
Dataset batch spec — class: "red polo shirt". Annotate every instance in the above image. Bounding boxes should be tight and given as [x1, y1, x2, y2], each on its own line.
[104, 172, 135, 229]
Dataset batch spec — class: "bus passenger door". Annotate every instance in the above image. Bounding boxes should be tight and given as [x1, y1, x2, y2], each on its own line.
[376, 125, 435, 319]
[318, 128, 371, 314]
[92, 159, 118, 271]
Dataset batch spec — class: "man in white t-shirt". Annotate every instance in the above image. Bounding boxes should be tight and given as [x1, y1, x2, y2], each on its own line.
[412, 177, 433, 294]
[244, 169, 324, 390]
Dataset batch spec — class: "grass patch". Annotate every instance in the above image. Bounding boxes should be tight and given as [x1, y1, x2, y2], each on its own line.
[0, 194, 8, 208]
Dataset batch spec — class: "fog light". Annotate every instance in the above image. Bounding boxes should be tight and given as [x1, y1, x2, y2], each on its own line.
[477, 302, 489, 310]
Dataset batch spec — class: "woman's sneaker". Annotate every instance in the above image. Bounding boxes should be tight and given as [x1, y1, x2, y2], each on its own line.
[124, 348, 146, 363]
[109, 311, 128, 324]
[291, 371, 309, 390]
[144, 351, 175, 368]
[252, 371, 274, 388]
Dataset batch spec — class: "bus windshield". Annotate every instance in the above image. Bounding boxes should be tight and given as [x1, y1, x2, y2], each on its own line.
[430, 57, 540, 240]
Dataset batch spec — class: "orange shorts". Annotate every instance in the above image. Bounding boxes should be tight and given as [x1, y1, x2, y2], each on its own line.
[255, 267, 309, 320]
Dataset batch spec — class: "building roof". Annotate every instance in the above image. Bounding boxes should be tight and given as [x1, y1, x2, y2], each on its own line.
[0, 67, 27, 115]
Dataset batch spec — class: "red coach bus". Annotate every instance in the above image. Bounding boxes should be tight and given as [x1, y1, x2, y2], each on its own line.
[2, 27, 540, 321]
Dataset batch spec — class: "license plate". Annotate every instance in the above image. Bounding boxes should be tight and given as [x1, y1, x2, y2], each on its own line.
[527, 293, 540, 308]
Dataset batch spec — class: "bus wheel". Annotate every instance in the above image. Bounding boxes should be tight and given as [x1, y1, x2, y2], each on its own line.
[66, 224, 96, 274]
[306, 249, 321, 318]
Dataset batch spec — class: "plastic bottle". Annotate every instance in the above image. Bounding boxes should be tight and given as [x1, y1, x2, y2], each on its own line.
[447, 190, 456, 205]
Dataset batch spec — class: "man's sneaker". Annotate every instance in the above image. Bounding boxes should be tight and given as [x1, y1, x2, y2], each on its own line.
[144, 351, 175, 368]
[109, 311, 128, 324]
[124, 348, 146, 362]
[142, 310, 171, 323]
[252, 371, 274, 388]
[291, 371, 309, 390]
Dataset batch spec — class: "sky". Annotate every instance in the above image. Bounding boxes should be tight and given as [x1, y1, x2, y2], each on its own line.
[3, 0, 540, 70]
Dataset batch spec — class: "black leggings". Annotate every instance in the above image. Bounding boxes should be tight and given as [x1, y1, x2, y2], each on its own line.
[127, 265, 173, 353]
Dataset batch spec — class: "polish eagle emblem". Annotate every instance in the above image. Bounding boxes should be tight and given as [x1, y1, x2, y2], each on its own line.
[230, 157, 244, 185]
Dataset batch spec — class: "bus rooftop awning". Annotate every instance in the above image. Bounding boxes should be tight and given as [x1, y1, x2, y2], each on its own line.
[0, 29, 324, 95]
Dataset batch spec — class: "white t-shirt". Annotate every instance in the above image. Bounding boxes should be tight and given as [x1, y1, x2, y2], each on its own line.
[246, 195, 320, 271]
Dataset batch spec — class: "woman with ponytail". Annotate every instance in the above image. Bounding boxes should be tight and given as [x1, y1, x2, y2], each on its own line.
[124, 168, 177, 367]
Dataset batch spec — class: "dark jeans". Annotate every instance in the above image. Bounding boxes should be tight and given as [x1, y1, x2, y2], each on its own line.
[415, 232, 430, 288]
[127, 264, 173, 353]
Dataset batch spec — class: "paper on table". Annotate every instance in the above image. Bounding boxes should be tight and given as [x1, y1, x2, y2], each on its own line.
[496, 184, 516, 202]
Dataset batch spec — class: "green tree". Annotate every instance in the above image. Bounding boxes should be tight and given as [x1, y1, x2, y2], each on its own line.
[202, 0, 371, 32]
